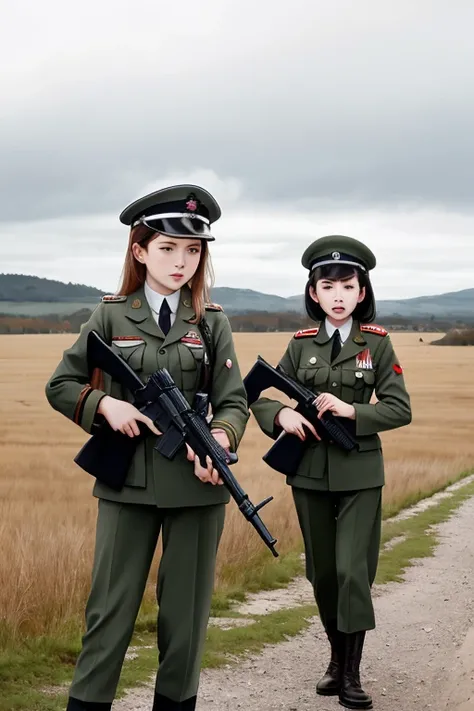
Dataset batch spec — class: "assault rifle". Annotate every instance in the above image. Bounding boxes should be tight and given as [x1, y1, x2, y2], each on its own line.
[75, 331, 278, 557]
[243, 355, 358, 476]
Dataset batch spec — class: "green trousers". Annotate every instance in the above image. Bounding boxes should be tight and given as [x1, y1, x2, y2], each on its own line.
[70, 499, 225, 704]
[292, 487, 382, 633]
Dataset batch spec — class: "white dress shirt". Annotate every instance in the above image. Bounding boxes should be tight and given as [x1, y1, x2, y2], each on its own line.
[144, 282, 181, 328]
[325, 316, 353, 344]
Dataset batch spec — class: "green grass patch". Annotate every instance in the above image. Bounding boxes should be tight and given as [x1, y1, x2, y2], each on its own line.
[210, 550, 305, 616]
[2, 476, 474, 710]
[381, 468, 473, 520]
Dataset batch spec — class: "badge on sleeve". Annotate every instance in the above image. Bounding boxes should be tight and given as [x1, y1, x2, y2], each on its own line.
[225, 359, 233, 369]
[393, 364, 403, 374]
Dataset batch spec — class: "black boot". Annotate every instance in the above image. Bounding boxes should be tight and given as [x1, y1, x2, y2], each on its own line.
[316, 619, 344, 696]
[66, 698, 112, 711]
[339, 631, 372, 709]
[152, 693, 197, 710]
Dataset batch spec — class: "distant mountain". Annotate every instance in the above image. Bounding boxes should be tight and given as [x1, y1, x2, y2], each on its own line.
[375, 289, 474, 318]
[0, 274, 103, 302]
[0, 274, 473, 320]
[212, 286, 474, 319]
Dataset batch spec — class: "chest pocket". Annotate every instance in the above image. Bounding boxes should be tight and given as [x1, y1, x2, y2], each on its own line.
[341, 368, 375, 403]
[296, 365, 330, 391]
[110, 340, 146, 372]
[176, 342, 205, 396]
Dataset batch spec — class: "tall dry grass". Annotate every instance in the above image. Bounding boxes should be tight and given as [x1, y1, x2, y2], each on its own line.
[0, 332, 473, 644]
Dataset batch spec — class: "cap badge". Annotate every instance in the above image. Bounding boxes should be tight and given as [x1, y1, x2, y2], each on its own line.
[131, 298, 142, 309]
[332, 251, 341, 260]
[186, 198, 197, 212]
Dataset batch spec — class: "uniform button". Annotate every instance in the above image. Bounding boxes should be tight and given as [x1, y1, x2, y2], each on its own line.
[332, 381, 338, 387]
[332, 366, 337, 370]
[159, 348, 166, 355]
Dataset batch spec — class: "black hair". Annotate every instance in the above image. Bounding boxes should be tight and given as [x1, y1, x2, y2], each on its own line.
[304, 263, 376, 323]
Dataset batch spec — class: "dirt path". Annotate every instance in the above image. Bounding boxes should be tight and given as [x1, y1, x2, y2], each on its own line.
[115, 491, 474, 711]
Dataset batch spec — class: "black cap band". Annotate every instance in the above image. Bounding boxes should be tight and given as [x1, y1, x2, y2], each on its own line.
[310, 251, 368, 272]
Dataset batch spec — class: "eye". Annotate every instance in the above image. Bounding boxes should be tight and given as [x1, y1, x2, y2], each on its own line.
[188, 247, 201, 254]
[160, 246, 173, 252]
[344, 284, 355, 289]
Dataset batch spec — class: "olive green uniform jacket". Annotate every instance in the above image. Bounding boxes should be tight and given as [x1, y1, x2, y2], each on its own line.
[45, 286, 249, 507]
[250, 320, 412, 491]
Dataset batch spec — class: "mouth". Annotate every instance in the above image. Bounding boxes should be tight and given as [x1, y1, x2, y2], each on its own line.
[332, 307, 345, 313]
[170, 273, 184, 279]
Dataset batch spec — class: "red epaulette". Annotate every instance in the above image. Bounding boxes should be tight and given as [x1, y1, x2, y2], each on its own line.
[294, 327, 319, 339]
[360, 324, 388, 337]
[102, 294, 127, 303]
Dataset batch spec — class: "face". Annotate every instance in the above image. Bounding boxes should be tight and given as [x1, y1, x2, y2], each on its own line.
[310, 273, 366, 325]
[132, 233, 203, 295]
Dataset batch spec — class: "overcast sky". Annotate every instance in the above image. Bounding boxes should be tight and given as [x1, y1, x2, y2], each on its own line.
[1, 0, 473, 299]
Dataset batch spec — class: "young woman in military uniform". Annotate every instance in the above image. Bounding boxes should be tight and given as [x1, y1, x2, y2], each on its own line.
[250, 236, 411, 710]
[45, 185, 249, 711]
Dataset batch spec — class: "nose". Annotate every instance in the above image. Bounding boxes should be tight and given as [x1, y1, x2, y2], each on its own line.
[175, 252, 185, 269]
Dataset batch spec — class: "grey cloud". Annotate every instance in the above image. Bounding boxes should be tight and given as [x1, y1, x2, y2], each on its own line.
[1, 1, 474, 223]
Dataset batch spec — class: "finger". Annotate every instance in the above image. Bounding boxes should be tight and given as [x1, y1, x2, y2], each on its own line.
[294, 426, 306, 441]
[217, 478, 224, 485]
[318, 404, 335, 419]
[129, 419, 141, 437]
[137, 414, 162, 436]
[210, 468, 220, 485]
[302, 420, 320, 440]
[206, 455, 214, 474]
[122, 423, 135, 438]
[186, 444, 196, 461]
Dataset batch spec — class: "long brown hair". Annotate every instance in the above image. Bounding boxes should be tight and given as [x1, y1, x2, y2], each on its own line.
[117, 225, 214, 323]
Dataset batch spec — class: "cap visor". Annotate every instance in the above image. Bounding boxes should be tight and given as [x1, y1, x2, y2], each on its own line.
[142, 216, 215, 240]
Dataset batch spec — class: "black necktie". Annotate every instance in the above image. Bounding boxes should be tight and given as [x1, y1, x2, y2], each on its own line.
[331, 329, 342, 361]
[158, 298, 171, 335]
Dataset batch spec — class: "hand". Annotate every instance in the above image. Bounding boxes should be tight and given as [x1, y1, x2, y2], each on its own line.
[97, 395, 162, 438]
[313, 393, 356, 420]
[186, 427, 228, 486]
[210, 427, 231, 454]
[274, 407, 321, 442]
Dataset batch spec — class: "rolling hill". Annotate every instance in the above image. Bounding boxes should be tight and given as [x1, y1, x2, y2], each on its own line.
[0, 274, 473, 320]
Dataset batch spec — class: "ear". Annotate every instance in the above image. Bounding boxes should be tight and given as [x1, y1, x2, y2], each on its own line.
[131, 242, 145, 262]
[357, 285, 366, 304]
[309, 285, 319, 304]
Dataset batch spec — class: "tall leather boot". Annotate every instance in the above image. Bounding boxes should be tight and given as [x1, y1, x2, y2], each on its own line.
[339, 631, 372, 709]
[152, 693, 197, 710]
[316, 619, 344, 696]
[66, 699, 112, 711]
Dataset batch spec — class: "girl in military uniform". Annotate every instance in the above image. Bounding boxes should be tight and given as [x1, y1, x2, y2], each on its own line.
[45, 185, 249, 711]
[250, 236, 411, 710]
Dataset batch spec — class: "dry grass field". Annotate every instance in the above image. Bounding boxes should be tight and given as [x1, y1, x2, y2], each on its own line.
[0, 332, 473, 645]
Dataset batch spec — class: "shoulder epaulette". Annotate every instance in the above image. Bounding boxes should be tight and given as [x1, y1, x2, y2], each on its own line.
[294, 327, 319, 339]
[102, 294, 127, 303]
[360, 323, 388, 337]
[205, 302, 223, 312]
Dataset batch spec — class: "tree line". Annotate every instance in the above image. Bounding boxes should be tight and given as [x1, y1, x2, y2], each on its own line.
[0, 309, 472, 335]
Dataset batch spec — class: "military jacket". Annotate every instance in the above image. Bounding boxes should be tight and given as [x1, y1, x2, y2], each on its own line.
[45, 286, 249, 507]
[250, 320, 411, 492]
